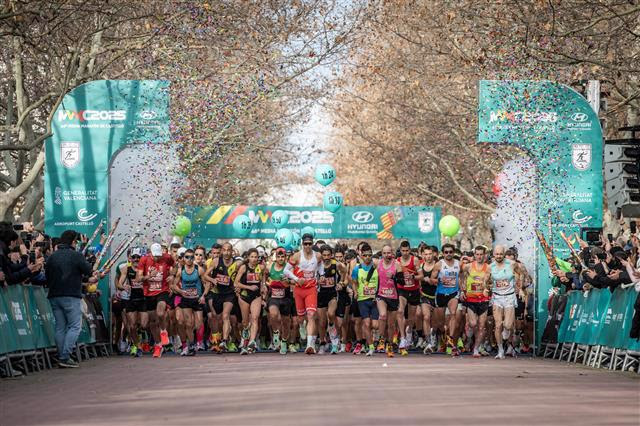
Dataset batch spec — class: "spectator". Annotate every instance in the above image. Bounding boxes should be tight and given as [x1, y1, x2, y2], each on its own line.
[0, 221, 43, 286]
[45, 229, 103, 368]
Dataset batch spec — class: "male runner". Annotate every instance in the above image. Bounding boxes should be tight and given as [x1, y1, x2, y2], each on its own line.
[460, 246, 491, 358]
[376, 245, 403, 357]
[351, 243, 379, 356]
[266, 247, 292, 354]
[336, 248, 355, 352]
[234, 248, 265, 354]
[397, 241, 423, 353]
[490, 245, 524, 359]
[418, 245, 438, 354]
[172, 248, 210, 356]
[430, 243, 461, 356]
[284, 233, 322, 354]
[205, 242, 240, 352]
[137, 242, 175, 358]
[348, 244, 365, 354]
[317, 245, 347, 354]
[119, 248, 144, 356]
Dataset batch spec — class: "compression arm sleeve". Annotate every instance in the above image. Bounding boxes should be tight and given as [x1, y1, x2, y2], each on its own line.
[284, 262, 298, 281]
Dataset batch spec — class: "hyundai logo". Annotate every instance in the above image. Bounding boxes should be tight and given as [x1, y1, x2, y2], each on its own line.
[139, 110, 157, 120]
[352, 211, 374, 223]
[571, 112, 588, 122]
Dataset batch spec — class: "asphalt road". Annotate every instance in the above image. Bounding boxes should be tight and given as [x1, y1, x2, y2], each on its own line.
[1, 353, 638, 426]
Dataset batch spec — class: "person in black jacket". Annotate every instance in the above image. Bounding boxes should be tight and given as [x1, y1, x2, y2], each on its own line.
[0, 223, 43, 286]
[46, 229, 106, 368]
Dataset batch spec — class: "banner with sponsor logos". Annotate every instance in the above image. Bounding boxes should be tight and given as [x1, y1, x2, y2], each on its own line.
[478, 80, 604, 346]
[44, 80, 170, 323]
[188, 205, 441, 246]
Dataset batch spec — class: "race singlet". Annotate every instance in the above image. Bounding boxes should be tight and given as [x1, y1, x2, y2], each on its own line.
[491, 260, 516, 296]
[436, 259, 460, 295]
[376, 260, 398, 299]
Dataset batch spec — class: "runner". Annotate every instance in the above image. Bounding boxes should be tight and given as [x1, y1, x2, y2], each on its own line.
[351, 243, 379, 356]
[172, 248, 210, 356]
[316, 244, 346, 354]
[396, 241, 423, 354]
[490, 245, 524, 359]
[376, 245, 402, 357]
[205, 242, 240, 352]
[334, 245, 351, 352]
[234, 248, 265, 354]
[112, 257, 129, 354]
[137, 242, 175, 358]
[120, 248, 144, 357]
[418, 245, 438, 354]
[266, 247, 292, 354]
[429, 243, 461, 356]
[284, 233, 322, 354]
[460, 246, 491, 358]
[193, 246, 208, 350]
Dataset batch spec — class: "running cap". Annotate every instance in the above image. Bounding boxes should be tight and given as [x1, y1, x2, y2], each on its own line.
[129, 247, 142, 257]
[256, 246, 266, 257]
[275, 247, 286, 254]
[177, 247, 188, 257]
[301, 233, 314, 242]
[170, 236, 181, 246]
[150, 243, 163, 256]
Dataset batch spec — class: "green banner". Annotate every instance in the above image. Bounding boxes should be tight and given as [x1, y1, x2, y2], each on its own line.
[478, 80, 604, 345]
[189, 205, 441, 246]
[557, 287, 639, 350]
[0, 287, 19, 354]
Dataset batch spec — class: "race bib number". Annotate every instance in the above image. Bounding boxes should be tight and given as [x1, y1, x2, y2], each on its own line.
[271, 288, 285, 298]
[403, 272, 414, 286]
[495, 279, 510, 289]
[131, 280, 143, 290]
[149, 280, 162, 291]
[246, 272, 260, 284]
[303, 270, 315, 279]
[381, 288, 394, 297]
[319, 276, 335, 288]
[442, 277, 456, 288]
[363, 285, 376, 296]
[184, 288, 198, 298]
[217, 275, 231, 286]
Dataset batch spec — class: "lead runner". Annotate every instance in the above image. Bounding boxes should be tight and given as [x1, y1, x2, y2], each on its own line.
[284, 233, 322, 354]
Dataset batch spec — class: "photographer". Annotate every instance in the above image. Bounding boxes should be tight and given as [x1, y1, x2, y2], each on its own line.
[0, 221, 45, 286]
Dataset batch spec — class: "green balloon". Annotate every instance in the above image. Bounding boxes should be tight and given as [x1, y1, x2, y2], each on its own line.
[438, 215, 460, 237]
[173, 216, 192, 237]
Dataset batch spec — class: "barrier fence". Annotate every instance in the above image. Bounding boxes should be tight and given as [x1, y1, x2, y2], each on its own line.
[543, 286, 640, 372]
[0, 285, 109, 376]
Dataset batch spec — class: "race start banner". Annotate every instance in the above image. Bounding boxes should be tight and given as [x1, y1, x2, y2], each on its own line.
[188, 205, 441, 246]
[478, 80, 604, 345]
[44, 80, 171, 321]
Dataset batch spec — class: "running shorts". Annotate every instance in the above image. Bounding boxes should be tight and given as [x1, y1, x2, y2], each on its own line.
[240, 290, 261, 304]
[463, 300, 489, 316]
[267, 297, 292, 317]
[317, 288, 337, 309]
[126, 298, 146, 313]
[212, 292, 236, 314]
[436, 292, 458, 309]
[168, 293, 180, 309]
[293, 285, 317, 316]
[376, 296, 399, 312]
[398, 288, 420, 306]
[357, 299, 379, 320]
[145, 292, 170, 312]
[178, 297, 204, 311]
[336, 291, 351, 318]
[492, 292, 517, 309]
[420, 293, 437, 307]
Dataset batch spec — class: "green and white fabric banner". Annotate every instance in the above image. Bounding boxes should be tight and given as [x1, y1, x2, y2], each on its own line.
[478, 80, 604, 345]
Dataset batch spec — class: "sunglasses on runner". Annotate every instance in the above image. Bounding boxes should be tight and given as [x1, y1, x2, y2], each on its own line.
[184, 255, 194, 260]
[443, 250, 454, 254]
[302, 242, 312, 246]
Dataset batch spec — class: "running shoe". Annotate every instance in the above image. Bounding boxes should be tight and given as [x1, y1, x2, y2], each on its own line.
[339, 343, 346, 353]
[405, 327, 413, 347]
[353, 342, 363, 355]
[227, 341, 238, 353]
[400, 348, 408, 357]
[495, 347, 505, 359]
[280, 341, 288, 355]
[472, 348, 481, 358]
[289, 343, 299, 353]
[305, 345, 316, 355]
[505, 344, 516, 357]
[196, 342, 205, 351]
[248, 340, 257, 354]
[345, 341, 353, 353]
[318, 344, 326, 355]
[141, 342, 151, 353]
[376, 338, 386, 352]
[423, 343, 434, 355]
[118, 340, 128, 353]
[160, 330, 170, 346]
[188, 345, 197, 356]
[240, 347, 249, 355]
[416, 337, 425, 349]
[366, 347, 374, 357]
[241, 327, 250, 341]
[392, 331, 399, 346]
[172, 335, 182, 354]
[479, 346, 490, 357]
[451, 347, 461, 357]
[129, 345, 138, 357]
[457, 337, 465, 350]
[152, 344, 163, 358]
[386, 343, 395, 358]
[328, 323, 339, 341]
[273, 331, 281, 347]
[330, 343, 338, 354]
